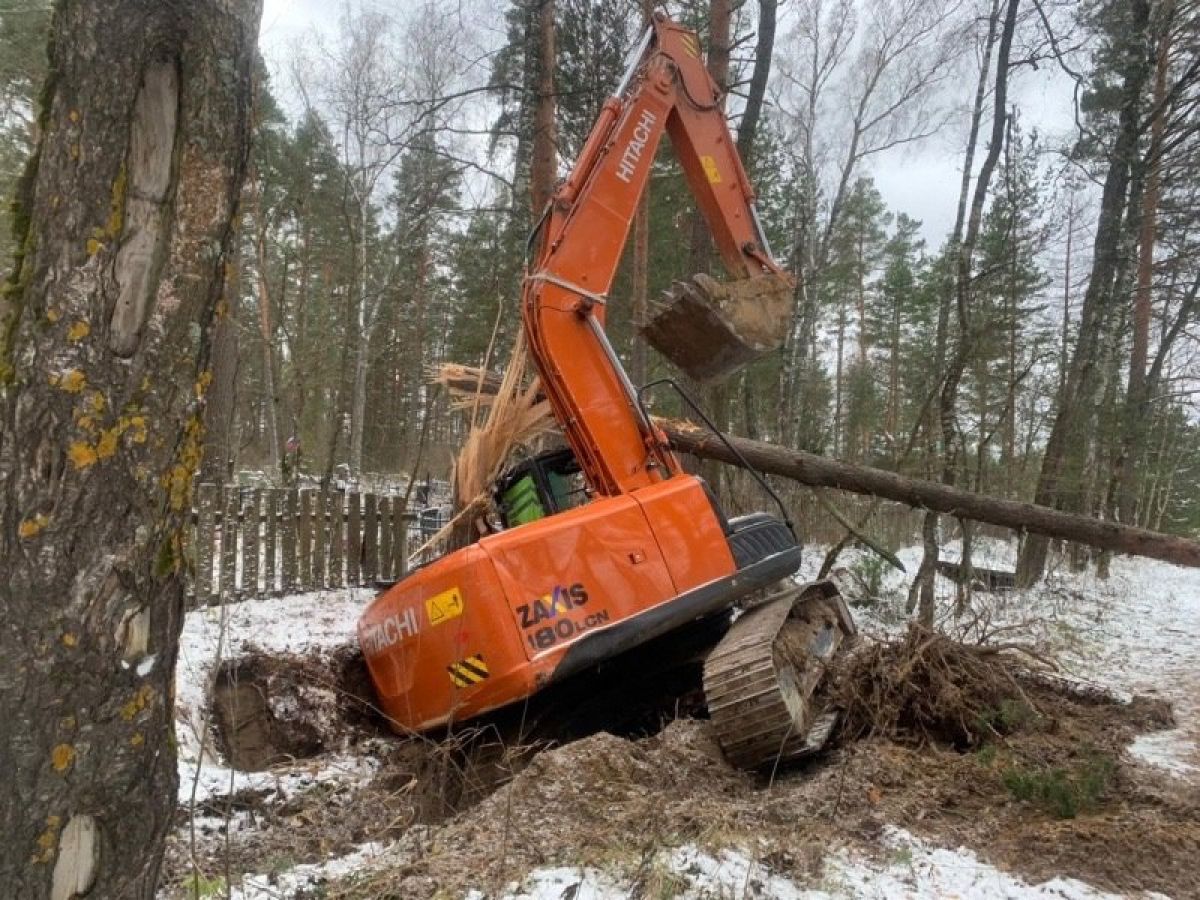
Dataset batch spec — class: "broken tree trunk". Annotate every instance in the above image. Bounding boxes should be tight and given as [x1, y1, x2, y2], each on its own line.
[662, 423, 1200, 569]
[433, 368, 1200, 569]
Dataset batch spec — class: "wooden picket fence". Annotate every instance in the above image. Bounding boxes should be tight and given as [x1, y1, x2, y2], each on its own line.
[189, 483, 416, 605]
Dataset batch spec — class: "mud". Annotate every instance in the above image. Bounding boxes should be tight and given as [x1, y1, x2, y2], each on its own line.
[641, 273, 791, 381]
[211, 646, 384, 770]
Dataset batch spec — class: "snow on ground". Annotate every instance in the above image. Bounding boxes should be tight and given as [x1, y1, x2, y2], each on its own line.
[228, 841, 391, 900]
[174, 588, 372, 802]
[173, 540, 1200, 897]
[462, 828, 1166, 900]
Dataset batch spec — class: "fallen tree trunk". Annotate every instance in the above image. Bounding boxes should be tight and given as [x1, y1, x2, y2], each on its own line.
[433, 368, 1200, 569]
[661, 422, 1200, 570]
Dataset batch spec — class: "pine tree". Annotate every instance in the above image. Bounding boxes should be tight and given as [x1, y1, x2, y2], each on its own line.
[823, 177, 889, 460]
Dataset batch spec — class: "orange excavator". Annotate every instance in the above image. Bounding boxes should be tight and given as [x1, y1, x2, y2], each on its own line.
[358, 13, 854, 769]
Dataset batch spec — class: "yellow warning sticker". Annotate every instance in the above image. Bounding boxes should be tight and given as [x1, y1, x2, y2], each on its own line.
[448, 654, 489, 688]
[681, 35, 700, 58]
[425, 586, 465, 626]
[700, 155, 722, 184]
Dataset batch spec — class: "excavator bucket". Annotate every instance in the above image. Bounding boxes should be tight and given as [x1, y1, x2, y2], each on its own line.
[640, 272, 791, 382]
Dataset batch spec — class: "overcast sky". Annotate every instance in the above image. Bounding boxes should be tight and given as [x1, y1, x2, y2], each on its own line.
[257, 0, 1082, 254]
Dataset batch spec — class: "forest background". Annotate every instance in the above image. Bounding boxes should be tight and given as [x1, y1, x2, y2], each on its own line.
[3, 0, 1199, 592]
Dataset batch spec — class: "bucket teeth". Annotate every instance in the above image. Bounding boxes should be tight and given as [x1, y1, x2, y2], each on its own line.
[640, 273, 791, 382]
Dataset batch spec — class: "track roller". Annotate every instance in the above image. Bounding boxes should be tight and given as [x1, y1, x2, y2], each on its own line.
[703, 580, 855, 770]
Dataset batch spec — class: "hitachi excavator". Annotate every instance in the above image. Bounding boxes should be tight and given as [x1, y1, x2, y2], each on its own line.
[358, 12, 854, 769]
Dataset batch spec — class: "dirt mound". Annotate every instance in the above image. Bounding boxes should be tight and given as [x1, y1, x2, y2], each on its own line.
[332, 632, 1197, 899]
[336, 720, 787, 898]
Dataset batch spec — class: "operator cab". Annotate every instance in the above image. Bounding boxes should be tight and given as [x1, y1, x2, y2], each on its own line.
[494, 445, 797, 574]
[494, 447, 589, 528]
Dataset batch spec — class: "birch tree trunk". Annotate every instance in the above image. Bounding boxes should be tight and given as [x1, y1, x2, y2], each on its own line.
[0, 1, 261, 895]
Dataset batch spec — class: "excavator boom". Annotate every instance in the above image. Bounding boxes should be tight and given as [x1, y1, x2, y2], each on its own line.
[523, 13, 792, 498]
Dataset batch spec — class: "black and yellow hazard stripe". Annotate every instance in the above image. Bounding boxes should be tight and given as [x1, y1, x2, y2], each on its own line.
[447, 654, 489, 688]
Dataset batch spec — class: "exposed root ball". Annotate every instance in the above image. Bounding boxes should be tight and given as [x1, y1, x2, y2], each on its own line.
[832, 625, 1045, 748]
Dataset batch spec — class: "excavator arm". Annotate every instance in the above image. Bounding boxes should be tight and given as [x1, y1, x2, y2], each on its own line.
[522, 13, 790, 499]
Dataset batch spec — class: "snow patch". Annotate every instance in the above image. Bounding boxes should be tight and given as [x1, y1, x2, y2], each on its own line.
[470, 829, 1154, 900]
[229, 841, 390, 899]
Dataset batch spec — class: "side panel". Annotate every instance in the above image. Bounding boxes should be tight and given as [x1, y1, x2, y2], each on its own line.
[634, 476, 736, 591]
[480, 495, 678, 663]
[358, 544, 533, 732]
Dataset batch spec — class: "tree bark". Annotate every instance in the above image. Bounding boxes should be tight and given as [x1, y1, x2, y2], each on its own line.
[436, 367, 1200, 570]
[0, 0, 261, 895]
[935, 0, 1020, 613]
[254, 223, 282, 476]
[662, 423, 1200, 569]
[199, 254, 242, 484]
[1017, 0, 1152, 586]
[735, 0, 777, 171]
[530, 0, 557, 213]
[1116, 0, 1173, 524]
[911, 0, 1002, 621]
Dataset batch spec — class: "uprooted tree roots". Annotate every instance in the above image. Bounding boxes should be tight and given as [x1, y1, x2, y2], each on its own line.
[831, 625, 1061, 749]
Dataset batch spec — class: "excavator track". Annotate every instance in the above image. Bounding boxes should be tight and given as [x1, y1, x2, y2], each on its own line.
[703, 580, 855, 770]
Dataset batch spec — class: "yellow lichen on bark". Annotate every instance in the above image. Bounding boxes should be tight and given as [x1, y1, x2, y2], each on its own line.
[194, 369, 213, 399]
[56, 369, 86, 393]
[107, 164, 127, 237]
[61, 633, 77, 648]
[18, 514, 49, 538]
[31, 816, 62, 864]
[67, 320, 90, 341]
[96, 427, 120, 459]
[164, 415, 205, 510]
[67, 442, 97, 469]
[120, 684, 155, 721]
[127, 414, 148, 443]
[51, 743, 75, 772]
